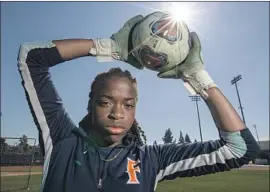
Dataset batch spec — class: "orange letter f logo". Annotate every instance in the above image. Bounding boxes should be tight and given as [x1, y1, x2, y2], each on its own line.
[126, 158, 140, 184]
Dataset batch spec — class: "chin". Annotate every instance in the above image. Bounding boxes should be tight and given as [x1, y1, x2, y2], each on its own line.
[104, 135, 124, 146]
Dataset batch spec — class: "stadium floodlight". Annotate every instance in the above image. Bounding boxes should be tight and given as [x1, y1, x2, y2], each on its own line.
[231, 75, 246, 124]
[189, 95, 203, 142]
[252, 124, 260, 145]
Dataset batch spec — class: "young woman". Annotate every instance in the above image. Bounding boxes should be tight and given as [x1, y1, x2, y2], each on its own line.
[17, 15, 260, 192]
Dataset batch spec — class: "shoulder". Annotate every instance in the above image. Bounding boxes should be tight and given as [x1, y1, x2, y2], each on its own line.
[18, 41, 56, 58]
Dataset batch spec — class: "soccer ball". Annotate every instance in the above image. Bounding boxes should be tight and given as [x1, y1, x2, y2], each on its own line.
[131, 11, 191, 72]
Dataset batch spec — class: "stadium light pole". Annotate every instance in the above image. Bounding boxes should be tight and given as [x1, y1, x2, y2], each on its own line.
[189, 95, 203, 142]
[231, 75, 246, 124]
[252, 124, 260, 145]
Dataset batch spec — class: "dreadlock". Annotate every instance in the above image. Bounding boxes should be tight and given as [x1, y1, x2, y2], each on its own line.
[81, 67, 147, 146]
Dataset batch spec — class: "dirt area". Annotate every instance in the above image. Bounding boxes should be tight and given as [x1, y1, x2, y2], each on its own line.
[0, 166, 42, 172]
[0, 166, 43, 177]
[1, 172, 42, 177]
[0, 165, 268, 177]
[241, 164, 269, 171]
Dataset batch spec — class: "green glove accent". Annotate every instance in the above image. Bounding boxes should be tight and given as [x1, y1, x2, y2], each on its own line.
[158, 32, 217, 99]
[111, 15, 144, 69]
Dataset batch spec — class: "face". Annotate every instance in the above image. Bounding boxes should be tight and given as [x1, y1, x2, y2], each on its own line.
[91, 76, 137, 146]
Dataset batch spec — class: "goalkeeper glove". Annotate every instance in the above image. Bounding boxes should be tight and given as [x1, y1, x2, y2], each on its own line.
[157, 32, 217, 99]
[90, 15, 144, 69]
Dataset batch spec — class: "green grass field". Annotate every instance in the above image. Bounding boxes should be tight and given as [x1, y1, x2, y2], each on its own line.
[1, 169, 269, 192]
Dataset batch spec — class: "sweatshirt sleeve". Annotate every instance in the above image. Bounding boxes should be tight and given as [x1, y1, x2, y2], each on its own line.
[143, 128, 260, 190]
[17, 41, 77, 158]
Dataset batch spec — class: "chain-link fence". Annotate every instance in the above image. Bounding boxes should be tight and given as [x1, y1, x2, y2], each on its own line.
[0, 137, 43, 191]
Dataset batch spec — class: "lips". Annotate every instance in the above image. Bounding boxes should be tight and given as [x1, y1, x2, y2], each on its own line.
[105, 125, 125, 135]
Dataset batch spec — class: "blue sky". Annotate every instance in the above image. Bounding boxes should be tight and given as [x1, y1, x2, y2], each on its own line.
[1, 2, 269, 144]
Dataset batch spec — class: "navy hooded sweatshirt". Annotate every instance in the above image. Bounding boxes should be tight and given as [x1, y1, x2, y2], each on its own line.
[17, 41, 260, 192]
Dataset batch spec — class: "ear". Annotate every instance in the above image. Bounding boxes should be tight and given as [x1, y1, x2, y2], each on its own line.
[132, 82, 139, 102]
[87, 98, 94, 111]
[79, 114, 90, 128]
[87, 99, 95, 124]
[133, 119, 138, 126]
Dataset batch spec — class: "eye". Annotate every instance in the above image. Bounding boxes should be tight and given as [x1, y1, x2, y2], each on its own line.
[98, 100, 112, 107]
[125, 104, 135, 109]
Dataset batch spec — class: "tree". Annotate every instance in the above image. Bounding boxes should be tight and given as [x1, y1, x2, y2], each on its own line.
[162, 128, 174, 144]
[0, 137, 7, 153]
[153, 140, 157, 145]
[178, 131, 185, 144]
[0, 137, 6, 146]
[185, 134, 191, 143]
[172, 138, 177, 143]
[194, 139, 198, 143]
[19, 134, 29, 153]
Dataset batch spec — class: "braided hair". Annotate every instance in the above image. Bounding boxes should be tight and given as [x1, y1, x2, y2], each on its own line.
[80, 67, 147, 146]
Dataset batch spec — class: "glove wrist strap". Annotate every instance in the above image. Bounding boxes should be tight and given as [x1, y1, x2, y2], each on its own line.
[184, 69, 217, 99]
[89, 38, 122, 62]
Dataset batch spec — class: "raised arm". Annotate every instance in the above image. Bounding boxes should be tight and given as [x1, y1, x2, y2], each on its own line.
[145, 121, 259, 189]
[144, 88, 260, 185]
[204, 87, 245, 131]
[52, 39, 94, 60]
[149, 32, 261, 188]
[17, 39, 95, 157]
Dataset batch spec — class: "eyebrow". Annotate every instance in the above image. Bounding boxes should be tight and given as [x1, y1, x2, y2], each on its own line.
[99, 94, 136, 101]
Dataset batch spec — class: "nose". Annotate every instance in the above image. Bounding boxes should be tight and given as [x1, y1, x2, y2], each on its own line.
[108, 104, 124, 120]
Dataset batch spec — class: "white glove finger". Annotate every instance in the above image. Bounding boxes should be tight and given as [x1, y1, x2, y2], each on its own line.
[190, 32, 201, 51]
[124, 15, 144, 28]
[157, 67, 180, 79]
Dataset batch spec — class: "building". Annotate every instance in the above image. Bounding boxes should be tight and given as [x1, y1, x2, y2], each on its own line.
[255, 140, 270, 165]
